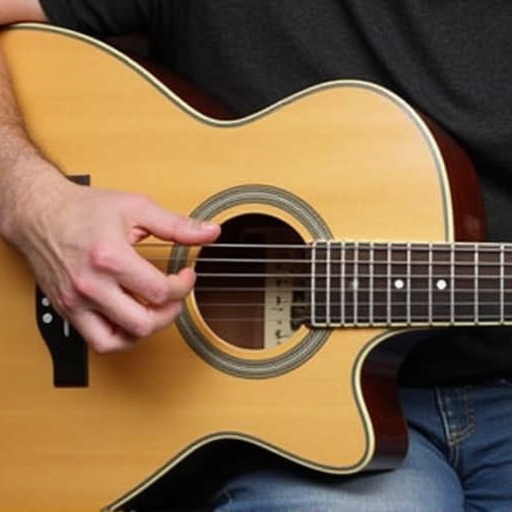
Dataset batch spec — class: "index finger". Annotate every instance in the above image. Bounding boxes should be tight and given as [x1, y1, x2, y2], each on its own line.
[137, 202, 220, 244]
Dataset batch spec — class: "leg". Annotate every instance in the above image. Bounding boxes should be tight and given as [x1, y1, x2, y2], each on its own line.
[210, 388, 464, 512]
[442, 380, 512, 512]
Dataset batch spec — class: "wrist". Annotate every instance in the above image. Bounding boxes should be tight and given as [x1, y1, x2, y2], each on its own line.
[0, 155, 67, 247]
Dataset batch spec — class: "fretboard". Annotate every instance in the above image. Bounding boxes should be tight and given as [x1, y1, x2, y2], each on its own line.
[310, 241, 512, 327]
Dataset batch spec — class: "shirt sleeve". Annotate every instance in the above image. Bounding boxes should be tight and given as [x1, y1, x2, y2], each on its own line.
[38, 0, 157, 36]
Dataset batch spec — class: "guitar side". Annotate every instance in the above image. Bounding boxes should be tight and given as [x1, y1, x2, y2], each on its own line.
[0, 24, 483, 511]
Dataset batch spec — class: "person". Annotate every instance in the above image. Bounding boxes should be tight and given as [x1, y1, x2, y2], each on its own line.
[1, 2, 512, 511]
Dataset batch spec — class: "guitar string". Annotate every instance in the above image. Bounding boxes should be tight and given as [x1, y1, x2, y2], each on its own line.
[139, 254, 512, 267]
[189, 311, 512, 324]
[145, 260, 512, 271]
[141, 243, 512, 323]
[191, 271, 510, 278]
[138, 243, 512, 272]
[137, 242, 512, 250]
[150, 259, 512, 268]
[191, 291, 512, 323]
[137, 243, 512, 254]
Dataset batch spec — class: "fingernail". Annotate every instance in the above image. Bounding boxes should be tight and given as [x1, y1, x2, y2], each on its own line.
[195, 219, 219, 231]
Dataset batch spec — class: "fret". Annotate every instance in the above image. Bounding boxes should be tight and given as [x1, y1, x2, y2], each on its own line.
[431, 245, 451, 322]
[307, 240, 512, 329]
[428, 243, 433, 324]
[370, 242, 389, 324]
[477, 244, 503, 323]
[326, 241, 331, 326]
[474, 244, 479, 324]
[452, 243, 474, 323]
[409, 244, 430, 323]
[368, 242, 375, 325]
[317, 241, 328, 326]
[406, 243, 411, 324]
[343, 243, 355, 326]
[341, 241, 346, 326]
[353, 243, 359, 325]
[500, 244, 505, 323]
[310, 242, 317, 326]
[450, 244, 455, 324]
[387, 243, 392, 325]
[390, 243, 408, 324]
[354, 243, 373, 325]
[329, 242, 342, 326]
[310, 241, 328, 327]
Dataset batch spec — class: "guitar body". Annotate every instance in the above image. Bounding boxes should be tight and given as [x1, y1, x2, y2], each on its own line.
[0, 24, 484, 511]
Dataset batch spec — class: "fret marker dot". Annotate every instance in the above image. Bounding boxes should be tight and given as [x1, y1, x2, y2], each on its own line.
[436, 279, 447, 291]
[394, 279, 405, 290]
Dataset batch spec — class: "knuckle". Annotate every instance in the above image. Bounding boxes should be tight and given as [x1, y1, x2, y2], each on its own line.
[151, 282, 173, 305]
[130, 317, 154, 339]
[57, 287, 81, 314]
[89, 244, 119, 273]
[88, 338, 112, 355]
[71, 273, 96, 301]
[85, 328, 135, 354]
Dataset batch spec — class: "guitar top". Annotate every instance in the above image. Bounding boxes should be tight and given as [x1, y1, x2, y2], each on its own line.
[0, 23, 486, 512]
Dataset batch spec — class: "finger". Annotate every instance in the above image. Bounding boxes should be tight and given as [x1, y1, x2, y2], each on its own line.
[73, 293, 184, 352]
[71, 309, 137, 353]
[137, 202, 220, 244]
[85, 279, 186, 340]
[90, 240, 197, 305]
[164, 267, 198, 301]
[95, 244, 194, 305]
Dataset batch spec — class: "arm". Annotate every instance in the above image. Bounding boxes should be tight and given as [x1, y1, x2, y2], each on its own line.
[0, 1, 49, 182]
[0, 0, 48, 25]
[0, 4, 220, 353]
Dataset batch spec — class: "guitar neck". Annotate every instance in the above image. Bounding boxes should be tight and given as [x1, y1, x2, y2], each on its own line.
[310, 241, 512, 328]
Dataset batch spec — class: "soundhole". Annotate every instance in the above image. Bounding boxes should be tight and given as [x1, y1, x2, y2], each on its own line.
[195, 214, 308, 350]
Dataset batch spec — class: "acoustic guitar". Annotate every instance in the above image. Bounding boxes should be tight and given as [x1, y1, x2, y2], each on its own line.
[0, 23, 504, 512]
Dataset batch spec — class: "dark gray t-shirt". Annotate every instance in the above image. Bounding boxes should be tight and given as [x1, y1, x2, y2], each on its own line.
[39, 0, 512, 384]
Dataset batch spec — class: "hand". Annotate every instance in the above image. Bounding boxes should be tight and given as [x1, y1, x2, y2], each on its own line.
[5, 171, 220, 353]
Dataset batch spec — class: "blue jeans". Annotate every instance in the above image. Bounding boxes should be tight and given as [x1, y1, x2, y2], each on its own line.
[210, 381, 512, 512]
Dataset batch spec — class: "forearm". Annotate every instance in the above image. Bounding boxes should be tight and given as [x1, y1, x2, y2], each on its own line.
[0, 47, 36, 168]
[0, 48, 64, 245]
[0, 0, 53, 186]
